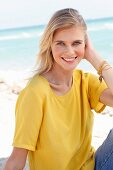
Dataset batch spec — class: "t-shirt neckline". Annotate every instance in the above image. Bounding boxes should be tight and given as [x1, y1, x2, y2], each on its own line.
[39, 73, 75, 99]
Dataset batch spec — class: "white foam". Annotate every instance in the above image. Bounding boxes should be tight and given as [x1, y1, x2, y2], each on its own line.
[104, 23, 113, 30]
[0, 31, 43, 41]
[0, 35, 20, 41]
[21, 32, 32, 38]
[88, 23, 113, 31]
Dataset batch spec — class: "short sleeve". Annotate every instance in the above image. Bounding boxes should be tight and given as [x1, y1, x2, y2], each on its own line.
[12, 86, 43, 151]
[88, 73, 108, 113]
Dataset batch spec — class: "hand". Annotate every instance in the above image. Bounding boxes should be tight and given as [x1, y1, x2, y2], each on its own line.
[84, 34, 95, 61]
[84, 33, 104, 70]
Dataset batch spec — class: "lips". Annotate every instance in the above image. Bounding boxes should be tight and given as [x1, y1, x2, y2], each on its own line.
[62, 57, 77, 62]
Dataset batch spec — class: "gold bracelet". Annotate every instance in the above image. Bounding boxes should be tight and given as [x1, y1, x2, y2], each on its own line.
[97, 60, 112, 83]
[97, 61, 107, 75]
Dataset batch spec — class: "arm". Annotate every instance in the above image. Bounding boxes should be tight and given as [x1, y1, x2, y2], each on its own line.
[3, 148, 28, 170]
[84, 35, 113, 107]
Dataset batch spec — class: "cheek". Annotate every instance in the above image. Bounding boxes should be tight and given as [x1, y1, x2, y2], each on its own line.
[51, 46, 63, 57]
[51, 49, 58, 61]
[77, 46, 85, 57]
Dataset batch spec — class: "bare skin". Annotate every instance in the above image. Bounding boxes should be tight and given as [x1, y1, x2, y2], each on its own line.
[3, 148, 28, 170]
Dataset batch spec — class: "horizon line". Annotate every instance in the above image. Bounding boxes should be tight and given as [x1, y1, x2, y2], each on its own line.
[0, 16, 113, 31]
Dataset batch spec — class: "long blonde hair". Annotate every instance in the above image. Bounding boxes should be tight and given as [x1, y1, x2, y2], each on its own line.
[35, 8, 87, 75]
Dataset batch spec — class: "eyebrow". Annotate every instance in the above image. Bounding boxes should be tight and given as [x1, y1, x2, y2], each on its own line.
[54, 40, 84, 43]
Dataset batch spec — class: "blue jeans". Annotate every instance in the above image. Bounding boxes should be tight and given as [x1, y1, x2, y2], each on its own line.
[94, 129, 113, 170]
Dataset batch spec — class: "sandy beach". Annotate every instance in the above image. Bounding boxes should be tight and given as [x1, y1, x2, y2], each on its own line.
[0, 70, 113, 170]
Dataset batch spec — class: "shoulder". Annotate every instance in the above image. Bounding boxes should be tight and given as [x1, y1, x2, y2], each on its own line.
[17, 74, 50, 104]
[73, 69, 101, 90]
[25, 73, 50, 95]
[16, 74, 48, 111]
[73, 69, 93, 82]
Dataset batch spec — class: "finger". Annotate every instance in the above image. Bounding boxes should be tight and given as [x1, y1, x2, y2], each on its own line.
[85, 33, 93, 49]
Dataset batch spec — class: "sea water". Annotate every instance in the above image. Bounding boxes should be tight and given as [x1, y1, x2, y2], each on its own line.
[0, 17, 113, 72]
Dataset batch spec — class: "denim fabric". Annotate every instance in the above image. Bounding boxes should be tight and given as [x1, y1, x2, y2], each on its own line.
[94, 129, 113, 170]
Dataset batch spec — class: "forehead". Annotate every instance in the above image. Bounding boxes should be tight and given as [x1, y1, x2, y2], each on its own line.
[53, 26, 85, 41]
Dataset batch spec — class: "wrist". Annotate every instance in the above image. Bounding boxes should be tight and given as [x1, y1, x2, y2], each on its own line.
[97, 60, 112, 82]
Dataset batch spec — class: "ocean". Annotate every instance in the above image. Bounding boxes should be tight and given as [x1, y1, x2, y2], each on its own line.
[0, 17, 113, 73]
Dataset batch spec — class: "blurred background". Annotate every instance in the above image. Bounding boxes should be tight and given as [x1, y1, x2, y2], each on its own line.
[0, 0, 113, 71]
[0, 0, 113, 169]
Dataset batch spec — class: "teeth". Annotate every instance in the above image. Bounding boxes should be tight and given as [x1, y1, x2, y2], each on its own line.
[63, 58, 76, 61]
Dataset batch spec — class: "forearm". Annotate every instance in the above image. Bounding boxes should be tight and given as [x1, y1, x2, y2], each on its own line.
[87, 49, 113, 95]
[3, 148, 28, 170]
[3, 157, 25, 170]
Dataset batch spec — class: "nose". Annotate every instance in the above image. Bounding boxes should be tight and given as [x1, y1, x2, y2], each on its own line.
[65, 46, 75, 55]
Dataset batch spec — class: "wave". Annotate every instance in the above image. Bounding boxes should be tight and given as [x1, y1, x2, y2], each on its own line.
[0, 31, 43, 41]
[88, 23, 113, 31]
[1, 24, 113, 41]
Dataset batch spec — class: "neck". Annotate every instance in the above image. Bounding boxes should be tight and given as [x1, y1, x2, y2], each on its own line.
[47, 64, 73, 87]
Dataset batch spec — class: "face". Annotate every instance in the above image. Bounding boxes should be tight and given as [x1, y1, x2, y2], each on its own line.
[51, 26, 85, 72]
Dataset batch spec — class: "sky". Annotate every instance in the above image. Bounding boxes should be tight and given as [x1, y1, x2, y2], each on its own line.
[0, 0, 113, 29]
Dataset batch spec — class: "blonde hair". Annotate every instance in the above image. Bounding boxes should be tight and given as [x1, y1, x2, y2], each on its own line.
[35, 8, 87, 75]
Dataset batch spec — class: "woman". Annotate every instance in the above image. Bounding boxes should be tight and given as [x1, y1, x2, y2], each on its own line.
[4, 8, 113, 170]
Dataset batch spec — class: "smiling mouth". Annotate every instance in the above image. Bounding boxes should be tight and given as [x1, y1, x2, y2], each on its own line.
[61, 57, 77, 62]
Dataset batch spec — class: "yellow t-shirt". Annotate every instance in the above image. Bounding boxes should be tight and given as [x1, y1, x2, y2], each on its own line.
[13, 70, 107, 170]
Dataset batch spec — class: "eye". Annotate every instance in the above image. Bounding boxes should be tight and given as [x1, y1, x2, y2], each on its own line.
[56, 42, 65, 46]
[72, 41, 82, 46]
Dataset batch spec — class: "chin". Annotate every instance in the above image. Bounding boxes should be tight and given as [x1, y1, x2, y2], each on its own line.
[63, 66, 76, 72]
